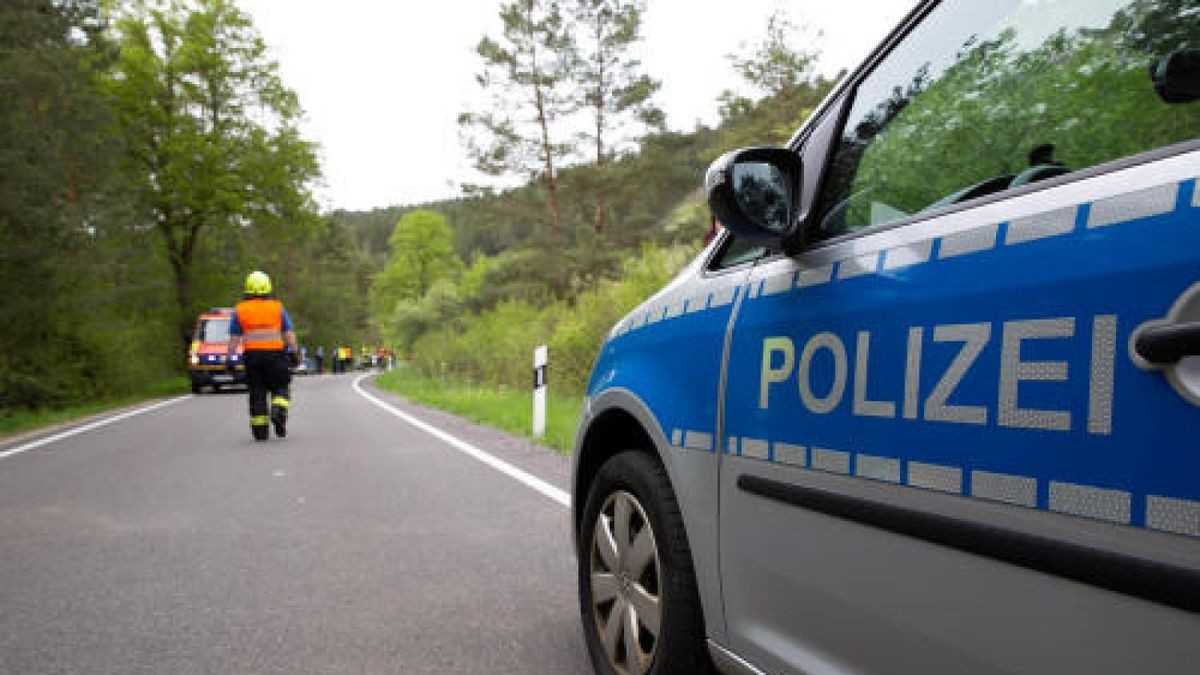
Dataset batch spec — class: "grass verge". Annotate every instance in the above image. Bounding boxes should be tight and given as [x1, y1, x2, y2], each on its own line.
[374, 367, 582, 454]
[0, 377, 191, 439]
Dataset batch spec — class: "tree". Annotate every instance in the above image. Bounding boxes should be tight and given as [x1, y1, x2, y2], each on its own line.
[459, 0, 575, 241]
[370, 210, 464, 321]
[729, 10, 820, 99]
[383, 279, 462, 351]
[572, 0, 662, 234]
[717, 9, 835, 148]
[0, 0, 144, 408]
[105, 0, 320, 350]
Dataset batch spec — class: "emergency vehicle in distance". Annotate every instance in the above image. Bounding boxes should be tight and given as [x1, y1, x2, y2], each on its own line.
[570, 1, 1200, 674]
[187, 308, 245, 393]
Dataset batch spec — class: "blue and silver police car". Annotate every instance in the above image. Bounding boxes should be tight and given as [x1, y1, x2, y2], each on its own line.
[571, 1, 1200, 673]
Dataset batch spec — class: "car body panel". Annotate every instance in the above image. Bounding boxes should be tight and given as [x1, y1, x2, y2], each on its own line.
[576, 238, 752, 642]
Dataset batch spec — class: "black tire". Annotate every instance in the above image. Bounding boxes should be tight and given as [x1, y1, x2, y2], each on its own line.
[190, 380, 202, 394]
[578, 450, 714, 675]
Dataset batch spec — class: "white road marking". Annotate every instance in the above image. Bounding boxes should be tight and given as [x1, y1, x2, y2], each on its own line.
[0, 396, 191, 461]
[352, 374, 571, 508]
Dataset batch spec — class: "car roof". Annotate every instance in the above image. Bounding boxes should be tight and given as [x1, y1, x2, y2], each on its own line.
[197, 308, 234, 321]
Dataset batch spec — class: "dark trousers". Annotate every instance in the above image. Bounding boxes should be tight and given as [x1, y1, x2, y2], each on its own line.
[245, 350, 291, 426]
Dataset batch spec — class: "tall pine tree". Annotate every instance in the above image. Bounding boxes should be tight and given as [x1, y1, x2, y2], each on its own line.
[459, 0, 575, 242]
[572, 0, 662, 234]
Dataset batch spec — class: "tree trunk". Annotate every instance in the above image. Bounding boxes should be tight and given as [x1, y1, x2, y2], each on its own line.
[593, 191, 605, 235]
[161, 216, 201, 355]
[532, 54, 562, 242]
[169, 253, 194, 354]
[593, 28, 606, 235]
[545, 166, 562, 242]
[593, 113, 606, 234]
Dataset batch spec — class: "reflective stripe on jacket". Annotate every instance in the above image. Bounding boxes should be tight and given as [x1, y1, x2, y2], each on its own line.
[235, 298, 285, 351]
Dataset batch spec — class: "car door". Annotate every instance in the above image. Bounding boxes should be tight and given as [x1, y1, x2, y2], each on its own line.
[717, 1, 1200, 673]
[581, 234, 763, 646]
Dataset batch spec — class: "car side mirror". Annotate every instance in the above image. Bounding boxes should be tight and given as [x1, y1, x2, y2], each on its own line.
[1152, 47, 1200, 104]
[705, 147, 802, 248]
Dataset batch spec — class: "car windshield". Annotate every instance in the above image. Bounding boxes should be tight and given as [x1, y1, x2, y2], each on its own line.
[196, 318, 230, 343]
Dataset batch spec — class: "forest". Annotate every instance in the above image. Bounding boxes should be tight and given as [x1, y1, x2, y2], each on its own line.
[1, 0, 834, 413]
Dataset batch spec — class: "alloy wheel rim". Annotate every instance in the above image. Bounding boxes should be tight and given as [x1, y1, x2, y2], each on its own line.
[589, 490, 662, 675]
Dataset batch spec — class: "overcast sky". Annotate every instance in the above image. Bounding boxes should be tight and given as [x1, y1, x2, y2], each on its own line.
[238, 0, 917, 212]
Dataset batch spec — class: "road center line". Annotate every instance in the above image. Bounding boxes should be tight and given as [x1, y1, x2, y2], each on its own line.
[352, 374, 571, 508]
[0, 396, 192, 461]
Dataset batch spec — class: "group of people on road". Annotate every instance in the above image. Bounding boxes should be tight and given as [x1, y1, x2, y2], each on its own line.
[313, 344, 395, 373]
[320, 345, 354, 373]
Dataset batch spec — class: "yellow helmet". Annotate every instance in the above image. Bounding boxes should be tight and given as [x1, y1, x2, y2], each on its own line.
[244, 270, 272, 295]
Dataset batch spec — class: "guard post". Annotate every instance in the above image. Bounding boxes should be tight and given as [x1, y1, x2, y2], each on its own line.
[533, 345, 547, 438]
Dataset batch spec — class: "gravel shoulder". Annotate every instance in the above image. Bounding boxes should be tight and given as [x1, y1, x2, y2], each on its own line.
[358, 374, 576, 497]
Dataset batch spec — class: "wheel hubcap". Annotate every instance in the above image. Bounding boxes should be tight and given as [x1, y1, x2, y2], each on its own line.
[589, 490, 661, 675]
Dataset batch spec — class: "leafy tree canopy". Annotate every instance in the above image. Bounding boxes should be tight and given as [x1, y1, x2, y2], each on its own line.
[105, 0, 320, 348]
[370, 209, 464, 321]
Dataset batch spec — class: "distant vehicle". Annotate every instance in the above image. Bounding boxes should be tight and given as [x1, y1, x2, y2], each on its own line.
[572, 1, 1200, 674]
[188, 308, 245, 393]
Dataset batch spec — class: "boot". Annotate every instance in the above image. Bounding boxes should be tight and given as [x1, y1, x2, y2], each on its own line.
[270, 396, 289, 438]
[251, 413, 270, 441]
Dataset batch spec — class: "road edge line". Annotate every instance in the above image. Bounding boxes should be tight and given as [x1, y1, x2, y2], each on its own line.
[0, 395, 192, 461]
[352, 373, 571, 508]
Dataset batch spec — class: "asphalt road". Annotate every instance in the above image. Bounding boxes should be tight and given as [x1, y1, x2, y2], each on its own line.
[0, 372, 592, 675]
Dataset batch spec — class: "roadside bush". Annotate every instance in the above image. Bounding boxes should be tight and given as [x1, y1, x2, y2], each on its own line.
[382, 278, 463, 350]
[407, 243, 697, 397]
[549, 243, 697, 393]
[412, 299, 557, 388]
[80, 319, 180, 400]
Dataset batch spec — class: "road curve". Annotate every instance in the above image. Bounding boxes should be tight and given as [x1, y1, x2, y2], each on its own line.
[0, 372, 591, 675]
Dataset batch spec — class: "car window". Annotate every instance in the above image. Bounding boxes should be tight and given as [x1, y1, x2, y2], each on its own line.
[198, 318, 231, 342]
[815, 0, 1199, 239]
[708, 233, 766, 271]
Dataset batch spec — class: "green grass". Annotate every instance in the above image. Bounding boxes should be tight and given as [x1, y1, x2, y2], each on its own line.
[374, 368, 582, 454]
[0, 377, 191, 438]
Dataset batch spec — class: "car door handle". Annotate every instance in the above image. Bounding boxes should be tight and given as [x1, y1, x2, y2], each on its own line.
[1134, 321, 1200, 364]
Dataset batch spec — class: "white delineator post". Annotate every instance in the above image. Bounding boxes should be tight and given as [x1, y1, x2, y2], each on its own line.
[533, 345, 548, 439]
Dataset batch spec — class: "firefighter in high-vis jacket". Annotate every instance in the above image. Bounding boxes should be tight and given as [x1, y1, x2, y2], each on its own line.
[228, 271, 299, 441]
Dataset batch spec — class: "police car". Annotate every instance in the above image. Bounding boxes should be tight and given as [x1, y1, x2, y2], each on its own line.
[571, 1, 1199, 673]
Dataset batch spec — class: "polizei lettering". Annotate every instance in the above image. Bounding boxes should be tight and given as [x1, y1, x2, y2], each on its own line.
[758, 315, 1117, 434]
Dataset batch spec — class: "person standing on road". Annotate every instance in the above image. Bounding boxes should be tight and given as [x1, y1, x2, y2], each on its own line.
[228, 271, 299, 441]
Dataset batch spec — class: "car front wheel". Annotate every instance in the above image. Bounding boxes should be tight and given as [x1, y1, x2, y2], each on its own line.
[578, 450, 714, 675]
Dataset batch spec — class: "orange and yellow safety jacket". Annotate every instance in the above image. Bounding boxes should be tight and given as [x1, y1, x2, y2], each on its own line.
[232, 297, 291, 351]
